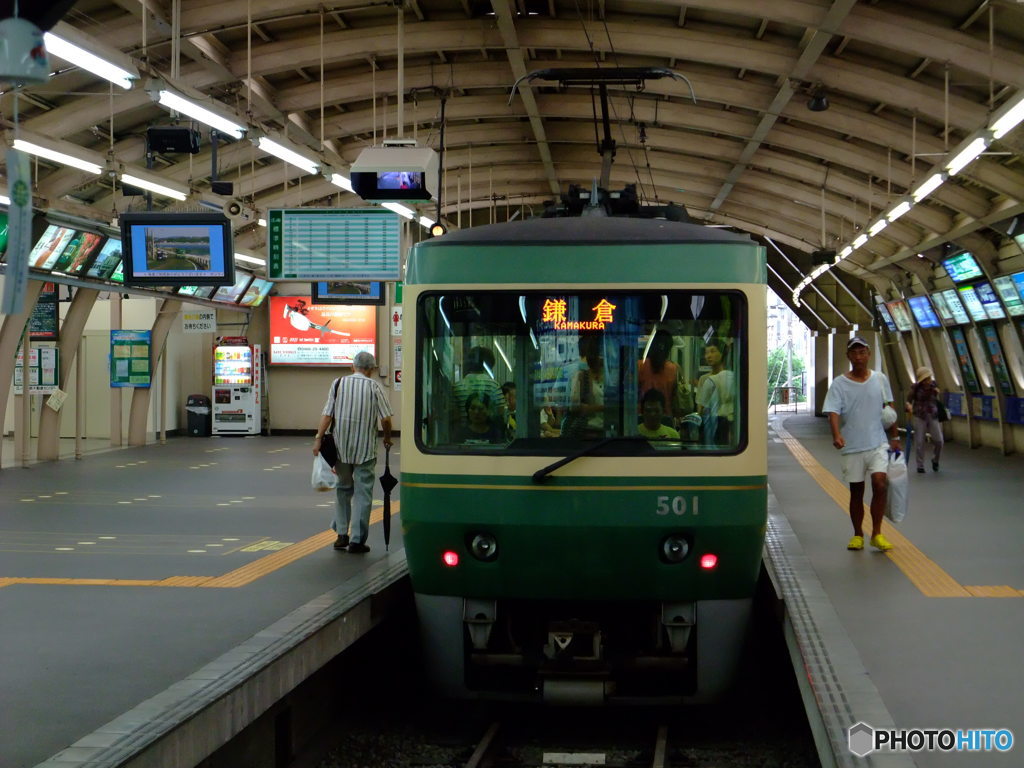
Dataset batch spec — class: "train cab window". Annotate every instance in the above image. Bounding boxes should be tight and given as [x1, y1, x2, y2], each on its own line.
[417, 291, 746, 455]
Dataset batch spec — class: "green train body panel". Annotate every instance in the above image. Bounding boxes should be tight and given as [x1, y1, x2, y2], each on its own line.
[402, 472, 767, 602]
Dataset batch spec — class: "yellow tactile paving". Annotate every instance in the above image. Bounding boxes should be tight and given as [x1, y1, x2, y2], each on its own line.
[774, 421, 1017, 599]
[0, 501, 400, 590]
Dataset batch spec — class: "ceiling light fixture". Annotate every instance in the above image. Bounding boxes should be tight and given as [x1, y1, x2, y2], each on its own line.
[11, 138, 103, 174]
[852, 234, 869, 249]
[945, 136, 988, 176]
[868, 219, 888, 235]
[256, 136, 319, 175]
[0, 194, 10, 206]
[886, 201, 912, 221]
[234, 252, 266, 266]
[120, 173, 188, 201]
[153, 88, 246, 140]
[330, 173, 354, 192]
[44, 30, 138, 89]
[381, 201, 416, 220]
[990, 92, 1024, 139]
[911, 172, 944, 202]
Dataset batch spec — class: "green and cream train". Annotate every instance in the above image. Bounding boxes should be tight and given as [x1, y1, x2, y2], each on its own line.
[401, 215, 767, 704]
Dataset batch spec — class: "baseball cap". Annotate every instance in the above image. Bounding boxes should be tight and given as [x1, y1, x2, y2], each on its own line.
[847, 336, 870, 350]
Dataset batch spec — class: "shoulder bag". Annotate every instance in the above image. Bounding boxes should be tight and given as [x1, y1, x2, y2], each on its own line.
[319, 378, 341, 467]
[936, 399, 950, 423]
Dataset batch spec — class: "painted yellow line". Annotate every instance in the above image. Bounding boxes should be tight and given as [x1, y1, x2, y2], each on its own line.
[403, 481, 765, 492]
[774, 421, 1018, 599]
[0, 501, 401, 590]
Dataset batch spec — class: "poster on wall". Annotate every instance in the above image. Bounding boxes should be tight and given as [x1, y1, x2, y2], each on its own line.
[948, 327, 980, 394]
[14, 346, 59, 394]
[268, 296, 376, 365]
[980, 324, 1014, 396]
[110, 330, 152, 388]
[29, 282, 59, 340]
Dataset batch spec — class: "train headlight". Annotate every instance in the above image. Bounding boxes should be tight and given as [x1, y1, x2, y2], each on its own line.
[469, 533, 499, 562]
[660, 534, 690, 563]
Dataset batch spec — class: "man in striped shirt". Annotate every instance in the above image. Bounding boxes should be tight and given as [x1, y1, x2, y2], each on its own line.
[313, 351, 393, 553]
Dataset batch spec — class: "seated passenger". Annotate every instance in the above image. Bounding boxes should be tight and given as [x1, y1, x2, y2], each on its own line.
[452, 346, 507, 430]
[638, 389, 680, 440]
[638, 328, 693, 423]
[454, 394, 507, 444]
[501, 381, 517, 436]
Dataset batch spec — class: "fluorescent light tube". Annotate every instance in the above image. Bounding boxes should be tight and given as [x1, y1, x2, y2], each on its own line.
[911, 173, 944, 202]
[419, 215, 435, 228]
[0, 194, 10, 205]
[12, 139, 103, 174]
[234, 252, 266, 266]
[853, 234, 868, 248]
[157, 90, 245, 139]
[991, 94, 1024, 140]
[330, 173, 354, 192]
[945, 137, 987, 176]
[869, 219, 888, 235]
[120, 173, 188, 201]
[381, 202, 415, 219]
[43, 32, 137, 89]
[839, 246, 853, 258]
[257, 137, 318, 175]
[886, 201, 912, 221]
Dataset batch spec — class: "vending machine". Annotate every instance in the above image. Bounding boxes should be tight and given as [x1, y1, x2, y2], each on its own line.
[212, 338, 263, 435]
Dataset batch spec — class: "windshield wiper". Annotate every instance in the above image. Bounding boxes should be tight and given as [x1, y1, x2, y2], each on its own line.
[532, 437, 652, 484]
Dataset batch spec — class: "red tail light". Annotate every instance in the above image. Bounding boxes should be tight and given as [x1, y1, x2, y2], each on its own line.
[442, 550, 460, 567]
[700, 553, 718, 570]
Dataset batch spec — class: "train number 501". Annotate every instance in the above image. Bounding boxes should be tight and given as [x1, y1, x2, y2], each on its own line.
[655, 495, 699, 515]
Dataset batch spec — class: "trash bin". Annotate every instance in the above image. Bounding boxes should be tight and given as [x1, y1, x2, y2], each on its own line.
[185, 394, 211, 436]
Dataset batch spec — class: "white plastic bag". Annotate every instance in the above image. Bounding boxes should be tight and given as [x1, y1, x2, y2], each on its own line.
[311, 455, 338, 492]
[885, 452, 908, 523]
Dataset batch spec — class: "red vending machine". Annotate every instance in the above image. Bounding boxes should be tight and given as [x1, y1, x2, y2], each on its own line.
[212, 337, 263, 435]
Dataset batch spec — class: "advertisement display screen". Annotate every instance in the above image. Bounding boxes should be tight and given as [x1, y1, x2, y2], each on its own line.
[875, 302, 898, 333]
[907, 296, 941, 329]
[28, 225, 76, 270]
[974, 282, 1005, 320]
[885, 299, 913, 331]
[311, 281, 385, 305]
[120, 212, 234, 286]
[51, 231, 106, 275]
[177, 285, 218, 300]
[268, 296, 376, 365]
[949, 327, 980, 393]
[940, 289, 969, 324]
[237, 277, 273, 308]
[942, 251, 984, 283]
[930, 291, 953, 323]
[958, 285, 988, 322]
[993, 275, 1024, 317]
[211, 272, 253, 304]
[85, 238, 123, 281]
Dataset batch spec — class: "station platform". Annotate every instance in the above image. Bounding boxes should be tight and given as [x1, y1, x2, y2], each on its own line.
[2, 414, 1022, 767]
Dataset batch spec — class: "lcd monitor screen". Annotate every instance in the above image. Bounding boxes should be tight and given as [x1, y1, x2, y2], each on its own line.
[875, 301, 898, 333]
[28, 225, 76, 270]
[885, 299, 913, 331]
[930, 291, 953, 323]
[907, 296, 941, 329]
[84, 238, 123, 281]
[268, 297, 376, 365]
[119, 212, 234, 286]
[940, 289, 969, 324]
[237, 277, 273, 308]
[211, 271, 252, 304]
[310, 281, 385, 305]
[942, 251, 984, 283]
[992, 275, 1024, 317]
[0, 212, 8, 259]
[177, 284, 218, 300]
[957, 285, 988, 322]
[974, 282, 1005, 320]
[51, 231, 106, 276]
[1011, 271, 1024, 302]
[351, 171, 431, 202]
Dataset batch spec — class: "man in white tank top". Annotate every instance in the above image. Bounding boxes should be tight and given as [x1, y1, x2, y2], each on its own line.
[822, 337, 901, 552]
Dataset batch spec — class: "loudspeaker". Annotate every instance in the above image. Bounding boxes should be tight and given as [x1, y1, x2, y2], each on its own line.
[811, 248, 836, 265]
[147, 126, 200, 154]
[211, 181, 234, 196]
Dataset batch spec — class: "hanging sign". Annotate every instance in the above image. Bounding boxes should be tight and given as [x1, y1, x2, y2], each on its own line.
[1, 149, 32, 315]
[182, 309, 216, 334]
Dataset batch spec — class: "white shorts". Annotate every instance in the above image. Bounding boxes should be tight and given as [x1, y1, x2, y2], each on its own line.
[840, 443, 889, 484]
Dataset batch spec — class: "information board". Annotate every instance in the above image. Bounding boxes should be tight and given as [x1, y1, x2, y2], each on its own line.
[14, 346, 59, 394]
[268, 208, 401, 281]
[110, 330, 152, 388]
[29, 282, 59, 340]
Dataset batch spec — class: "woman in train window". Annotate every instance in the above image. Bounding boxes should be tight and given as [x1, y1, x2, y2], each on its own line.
[566, 333, 607, 439]
[454, 393, 507, 444]
[696, 338, 736, 445]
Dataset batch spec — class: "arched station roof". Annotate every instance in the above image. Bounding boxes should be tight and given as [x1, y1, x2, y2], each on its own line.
[4, 0, 1024, 330]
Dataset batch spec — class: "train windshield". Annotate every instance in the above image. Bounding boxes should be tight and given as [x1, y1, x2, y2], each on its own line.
[417, 290, 747, 456]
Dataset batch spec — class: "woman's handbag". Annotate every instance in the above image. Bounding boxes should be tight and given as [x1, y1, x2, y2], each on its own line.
[936, 400, 950, 423]
[318, 378, 341, 467]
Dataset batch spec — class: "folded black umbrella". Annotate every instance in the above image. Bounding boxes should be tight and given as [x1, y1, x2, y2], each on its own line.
[379, 445, 398, 551]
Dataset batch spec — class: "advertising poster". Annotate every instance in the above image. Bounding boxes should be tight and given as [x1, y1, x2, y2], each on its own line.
[948, 327, 980, 394]
[268, 296, 376, 365]
[980, 324, 1014, 396]
[110, 330, 152, 388]
[14, 347, 59, 394]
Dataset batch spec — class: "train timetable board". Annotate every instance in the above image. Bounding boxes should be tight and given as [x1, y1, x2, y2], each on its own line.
[109, 329, 152, 388]
[267, 208, 402, 281]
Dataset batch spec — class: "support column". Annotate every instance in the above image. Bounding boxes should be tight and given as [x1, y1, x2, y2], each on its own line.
[831, 330, 850, 382]
[128, 298, 183, 447]
[0, 281, 45, 468]
[110, 294, 123, 447]
[813, 333, 831, 416]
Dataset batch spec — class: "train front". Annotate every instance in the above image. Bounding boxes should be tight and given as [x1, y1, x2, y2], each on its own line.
[401, 218, 767, 704]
